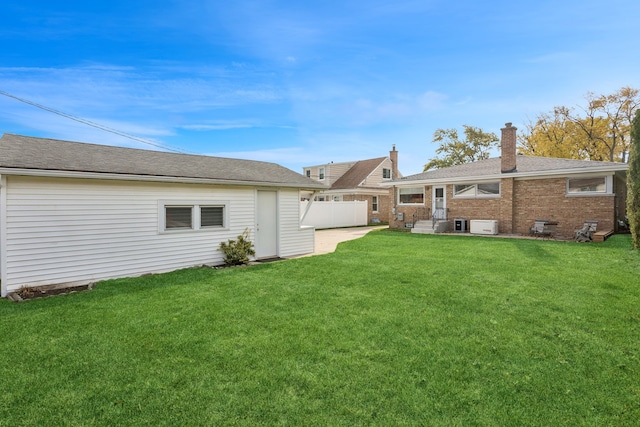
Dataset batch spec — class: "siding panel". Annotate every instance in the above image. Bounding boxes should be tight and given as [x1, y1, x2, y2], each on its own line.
[4, 176, 258, 292]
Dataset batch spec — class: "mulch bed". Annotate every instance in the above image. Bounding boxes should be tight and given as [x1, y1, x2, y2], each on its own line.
[8, 284, 92, 302]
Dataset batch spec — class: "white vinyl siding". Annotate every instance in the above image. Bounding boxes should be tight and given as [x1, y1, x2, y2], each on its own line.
[361, 158, 394, 187]
[2, 176, 260, 294]
[279, 189, 314, 257]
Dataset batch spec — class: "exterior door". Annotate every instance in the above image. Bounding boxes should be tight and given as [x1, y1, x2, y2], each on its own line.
[256, 190, 278, 259]
[432, 186, 446, 219]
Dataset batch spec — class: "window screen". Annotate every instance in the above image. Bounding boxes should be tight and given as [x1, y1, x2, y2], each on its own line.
[201, 206, 224, 227]
[165, 206, 193, 229]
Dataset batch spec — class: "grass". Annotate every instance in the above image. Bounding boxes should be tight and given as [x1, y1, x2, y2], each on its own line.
[0, 231, 639, 426]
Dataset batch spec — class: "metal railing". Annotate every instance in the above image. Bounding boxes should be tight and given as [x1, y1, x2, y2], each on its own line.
[412, 207, 431, 226]
[432, 208, 448, 229]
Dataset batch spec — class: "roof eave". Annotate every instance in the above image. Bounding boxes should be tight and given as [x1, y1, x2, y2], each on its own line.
[382, 164, 629, 187]
[0, 167, 329, 190]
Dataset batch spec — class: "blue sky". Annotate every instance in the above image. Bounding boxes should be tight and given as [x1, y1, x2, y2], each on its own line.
[1, 0, 639, 175]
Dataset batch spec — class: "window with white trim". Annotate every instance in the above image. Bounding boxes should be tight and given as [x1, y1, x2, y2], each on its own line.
[567, 176, 608, 194]
[382, 168, 391, 179]
[453, 182, 500, 198]
[165, 206, 193, 229]
[319, 167, 325, 180]
[372, 196, 379, 212]
[399, 187, 424, 204]
[305, 169, 311, 178]
[161, 202, 227, 232]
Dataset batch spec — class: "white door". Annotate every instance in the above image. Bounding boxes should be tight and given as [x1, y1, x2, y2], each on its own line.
[432, 186, 446, 219]
[256, 191, 278, 259]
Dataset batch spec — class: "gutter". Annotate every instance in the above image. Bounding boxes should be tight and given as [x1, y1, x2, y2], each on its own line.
[0, 167, 327, 191]
[380, 165, 629, 187]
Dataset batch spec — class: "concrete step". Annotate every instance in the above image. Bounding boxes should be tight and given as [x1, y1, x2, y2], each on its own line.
[411, 220, 435, 234]
[411, 220, 449, 234]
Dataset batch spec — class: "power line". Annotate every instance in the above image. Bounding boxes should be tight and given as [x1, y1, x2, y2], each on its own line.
[0, 89, 190, 154]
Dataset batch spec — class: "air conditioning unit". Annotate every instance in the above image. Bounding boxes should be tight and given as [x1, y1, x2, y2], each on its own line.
[470, 220, 498, 235]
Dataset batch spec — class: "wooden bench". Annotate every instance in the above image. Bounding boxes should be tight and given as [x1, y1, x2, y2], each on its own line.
[593, 230, 614, 242]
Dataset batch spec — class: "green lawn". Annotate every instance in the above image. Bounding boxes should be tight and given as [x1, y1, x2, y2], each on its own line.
[1, 231, 639, 426]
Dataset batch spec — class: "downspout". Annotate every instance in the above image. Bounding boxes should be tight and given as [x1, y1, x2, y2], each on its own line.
[1, 175, 7, 297]
[300, 191, 319, 223]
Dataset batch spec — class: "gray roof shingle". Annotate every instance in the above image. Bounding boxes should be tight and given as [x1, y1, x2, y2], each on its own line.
[394, 155, 627, 183]
[0, 134, 326, 189]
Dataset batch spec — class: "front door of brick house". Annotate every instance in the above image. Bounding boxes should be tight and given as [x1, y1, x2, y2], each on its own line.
[432, 186, 446, 220]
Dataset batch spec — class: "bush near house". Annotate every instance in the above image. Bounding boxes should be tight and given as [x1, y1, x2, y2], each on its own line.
[218, 228, 255, 266]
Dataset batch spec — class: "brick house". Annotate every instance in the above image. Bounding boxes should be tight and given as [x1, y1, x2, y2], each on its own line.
[302, 146, 401, 224]
[386, 123, 628, 239]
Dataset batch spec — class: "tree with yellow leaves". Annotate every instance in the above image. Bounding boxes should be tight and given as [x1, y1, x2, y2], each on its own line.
[519, 87, 639, 162]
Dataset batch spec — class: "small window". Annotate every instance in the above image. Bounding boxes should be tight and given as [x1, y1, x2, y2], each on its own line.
[332, 195, 341, 202]
[305, 169, 311, 178]
[399, 187, 424, 204]
[201, 206, 224, 228]
[161, 201, 228, 232]
[454, 184, 475, 197]
[567, 177, 607, 194]
[478, 182, 500, 195]
[372, 196, 379, 212]
[383, 168, 391, 179]
[165, 206, 193, 229]
[453, 182, 500, 198]
[319, 167, 325, 180]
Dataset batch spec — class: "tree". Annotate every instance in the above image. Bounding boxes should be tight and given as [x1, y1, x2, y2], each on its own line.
[424, 125, 498, 171]
[520, 87, 639, 162]
[518, 109, 589, 159]
[628, 110, 640, 249]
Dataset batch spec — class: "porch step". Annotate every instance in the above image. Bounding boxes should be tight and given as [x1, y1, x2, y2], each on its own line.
[411, 220, 434, 234]
[411, 220, 449, 234]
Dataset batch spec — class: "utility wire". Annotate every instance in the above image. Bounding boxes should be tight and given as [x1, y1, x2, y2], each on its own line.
[0, 89, 190, 154]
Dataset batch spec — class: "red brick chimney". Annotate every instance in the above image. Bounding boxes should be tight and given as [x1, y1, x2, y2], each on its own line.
[501, 122, 517, 173]
[390, 144, 399, 179]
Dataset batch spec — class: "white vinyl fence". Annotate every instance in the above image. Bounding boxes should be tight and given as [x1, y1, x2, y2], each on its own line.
[300, 200, 368, 229]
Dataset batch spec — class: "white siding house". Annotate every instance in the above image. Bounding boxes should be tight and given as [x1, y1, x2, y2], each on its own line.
[0, 134, 326, 297]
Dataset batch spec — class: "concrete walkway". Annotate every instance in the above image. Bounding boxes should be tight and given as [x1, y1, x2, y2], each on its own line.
[310, 225, 388, 256]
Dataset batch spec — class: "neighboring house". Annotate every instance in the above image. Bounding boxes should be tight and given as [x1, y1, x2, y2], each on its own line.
[302, 145, 401, 223]
[385, 123, 628, 238]
[0, 134, 326, 297]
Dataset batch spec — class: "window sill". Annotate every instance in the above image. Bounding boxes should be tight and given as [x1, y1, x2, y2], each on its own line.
[566, 193, 613, 198]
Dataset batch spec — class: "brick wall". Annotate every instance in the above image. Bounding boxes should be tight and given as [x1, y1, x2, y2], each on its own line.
[389, 177, 622, 238]
[512, 177, 617, 238]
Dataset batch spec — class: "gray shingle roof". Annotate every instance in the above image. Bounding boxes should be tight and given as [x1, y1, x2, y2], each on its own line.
[330, 157, 386, 190]
[394, 155, 627, 183]
[0, 134, 326, 189]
